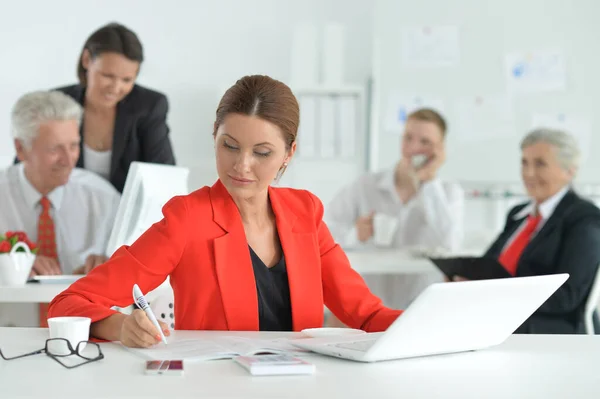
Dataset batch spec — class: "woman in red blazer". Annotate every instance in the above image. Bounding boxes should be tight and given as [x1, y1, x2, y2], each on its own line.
[48, 75, 402, 347]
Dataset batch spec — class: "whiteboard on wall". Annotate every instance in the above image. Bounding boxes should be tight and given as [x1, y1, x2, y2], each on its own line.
[371, 0, 600, 184]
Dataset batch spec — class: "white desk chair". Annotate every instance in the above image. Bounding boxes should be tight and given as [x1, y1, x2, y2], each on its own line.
[584, 265, 600, 335]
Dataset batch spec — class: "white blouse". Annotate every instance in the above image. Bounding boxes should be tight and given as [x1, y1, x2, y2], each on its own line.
[83, 144, 112, 180]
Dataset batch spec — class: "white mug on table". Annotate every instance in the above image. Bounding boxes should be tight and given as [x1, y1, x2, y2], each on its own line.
[47, 316, 91, 355]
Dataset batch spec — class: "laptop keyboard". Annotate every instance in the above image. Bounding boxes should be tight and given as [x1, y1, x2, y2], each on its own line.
[332, 339, 376, 352]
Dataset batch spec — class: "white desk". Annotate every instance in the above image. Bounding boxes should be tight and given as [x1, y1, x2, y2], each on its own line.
[346, 249, 437, 274]
[1, 328, 599, 398]
[0, 284, 69, 303]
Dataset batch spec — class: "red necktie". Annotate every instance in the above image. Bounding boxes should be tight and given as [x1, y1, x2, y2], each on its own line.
[499, 215, 542, 276]
[37, 197, 58, 259]
[37, 196, 60, 327]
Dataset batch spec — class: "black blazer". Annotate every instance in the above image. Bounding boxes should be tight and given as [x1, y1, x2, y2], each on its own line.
[485, 190, 600, 334]
[57, 84, 176, 193]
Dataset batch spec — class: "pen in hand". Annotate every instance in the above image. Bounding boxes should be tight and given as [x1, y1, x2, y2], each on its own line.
[132, 284, 168, 345]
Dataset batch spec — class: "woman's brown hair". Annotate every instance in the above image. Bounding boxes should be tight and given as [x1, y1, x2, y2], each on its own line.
[214, 75, 300, 149]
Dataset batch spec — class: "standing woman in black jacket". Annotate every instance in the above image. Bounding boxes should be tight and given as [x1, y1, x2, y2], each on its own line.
[57, 22, 175, 192]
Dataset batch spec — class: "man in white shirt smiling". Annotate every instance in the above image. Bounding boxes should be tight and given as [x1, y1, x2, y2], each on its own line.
[0, 91, 120, 276]
[324, 109, 464, 322]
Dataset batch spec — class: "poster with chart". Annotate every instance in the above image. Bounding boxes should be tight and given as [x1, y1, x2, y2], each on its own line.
[454, 95, 516, 141]
[531, 113, 592, 161]
[402, 26, 460, 67]
[505, 49, 566, 93]
[384, 93, 445, 133]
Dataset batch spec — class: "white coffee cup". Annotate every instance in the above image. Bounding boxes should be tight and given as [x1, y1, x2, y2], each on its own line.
[373, 214, 399, 247]
[47, 317, 91, 355]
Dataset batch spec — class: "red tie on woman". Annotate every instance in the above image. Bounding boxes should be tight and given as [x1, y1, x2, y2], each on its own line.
[37, 196, 60, 327]
[498, 214, 542, 276]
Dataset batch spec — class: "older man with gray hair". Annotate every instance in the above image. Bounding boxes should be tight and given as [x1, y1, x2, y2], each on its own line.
[482, 128, 600, 334]
[0, 91, 120, 326]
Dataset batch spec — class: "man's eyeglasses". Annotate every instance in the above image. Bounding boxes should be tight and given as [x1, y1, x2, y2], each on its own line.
[0, 338, 104, 369]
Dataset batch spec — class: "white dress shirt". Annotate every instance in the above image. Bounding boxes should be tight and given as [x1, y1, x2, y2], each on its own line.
[502, 186, 570, 252]
[83, 144, 112, 181]
[325, 168, 465, 251]
[0, 164, 120, 274]
[324, 168, 465, 309]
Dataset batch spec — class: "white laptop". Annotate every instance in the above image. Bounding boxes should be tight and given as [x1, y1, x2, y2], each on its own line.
[293, 274, 568, 362]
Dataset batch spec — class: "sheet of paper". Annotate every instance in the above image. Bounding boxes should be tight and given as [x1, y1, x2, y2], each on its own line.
[337, 96, 358, 158]
[297, 96, 318, 158]
[531, 113, 592, 161]
[402, 26, 460, 67]
[319, 97, 336, 158]
[454, 95, 516, 141]
[217, 336, 309, 354]
[384, 93, 445, 133]
[126, 338, 236, 361]
[505, 49, 566, 93]
[124, 336, 308, 362]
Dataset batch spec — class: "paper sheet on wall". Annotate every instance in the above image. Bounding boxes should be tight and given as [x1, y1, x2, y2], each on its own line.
[454, 95, 516, 141]
[402, 26, 460, 67]
[531, 113, 592, 161]
[505, 49, 566, 93]
[384, 93, 445, 133]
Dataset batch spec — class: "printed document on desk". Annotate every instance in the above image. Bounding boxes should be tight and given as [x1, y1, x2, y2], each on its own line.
[125, 335, 308, 362]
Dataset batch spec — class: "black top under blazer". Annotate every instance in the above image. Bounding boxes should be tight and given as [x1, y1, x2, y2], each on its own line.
[484, 190, 600, 334]
[57, 84, 176, 193]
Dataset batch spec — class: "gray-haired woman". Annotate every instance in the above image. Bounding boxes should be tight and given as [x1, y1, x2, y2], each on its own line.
[484, 128, 600, 334]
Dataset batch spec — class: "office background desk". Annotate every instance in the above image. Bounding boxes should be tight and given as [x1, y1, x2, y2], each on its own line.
[0, 284, 70, 303]
[1, 328, 599, 398]
[0, 250, 442, 304]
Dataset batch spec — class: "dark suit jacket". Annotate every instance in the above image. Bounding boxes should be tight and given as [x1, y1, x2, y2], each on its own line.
[485, 190, 600, 334]
[57, 84, 176, 193]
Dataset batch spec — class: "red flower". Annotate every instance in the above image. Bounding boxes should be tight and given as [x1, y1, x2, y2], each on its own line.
[14, 231, 28, 242]
[0, 240, 11, 253]
[5, 231, 15, 239]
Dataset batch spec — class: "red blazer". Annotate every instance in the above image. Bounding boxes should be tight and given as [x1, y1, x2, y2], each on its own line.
[49, 180, 402, 332]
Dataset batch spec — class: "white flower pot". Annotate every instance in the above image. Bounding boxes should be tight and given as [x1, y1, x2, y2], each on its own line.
[0, 242, 36, 286]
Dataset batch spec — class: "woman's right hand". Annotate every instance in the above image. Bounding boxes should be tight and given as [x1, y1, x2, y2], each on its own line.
[120, 309, 171, 348]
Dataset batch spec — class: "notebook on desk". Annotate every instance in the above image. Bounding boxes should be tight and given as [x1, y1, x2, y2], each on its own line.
[125, 335, 308, 362]
[429, 257, 512, 280]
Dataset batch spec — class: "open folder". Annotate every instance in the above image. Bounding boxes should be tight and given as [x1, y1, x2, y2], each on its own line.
[429, 257, 512, 280]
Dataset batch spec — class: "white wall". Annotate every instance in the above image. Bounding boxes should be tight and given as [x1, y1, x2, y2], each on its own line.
[0, 0, 373, 196]
[372, 0, 600, 184]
